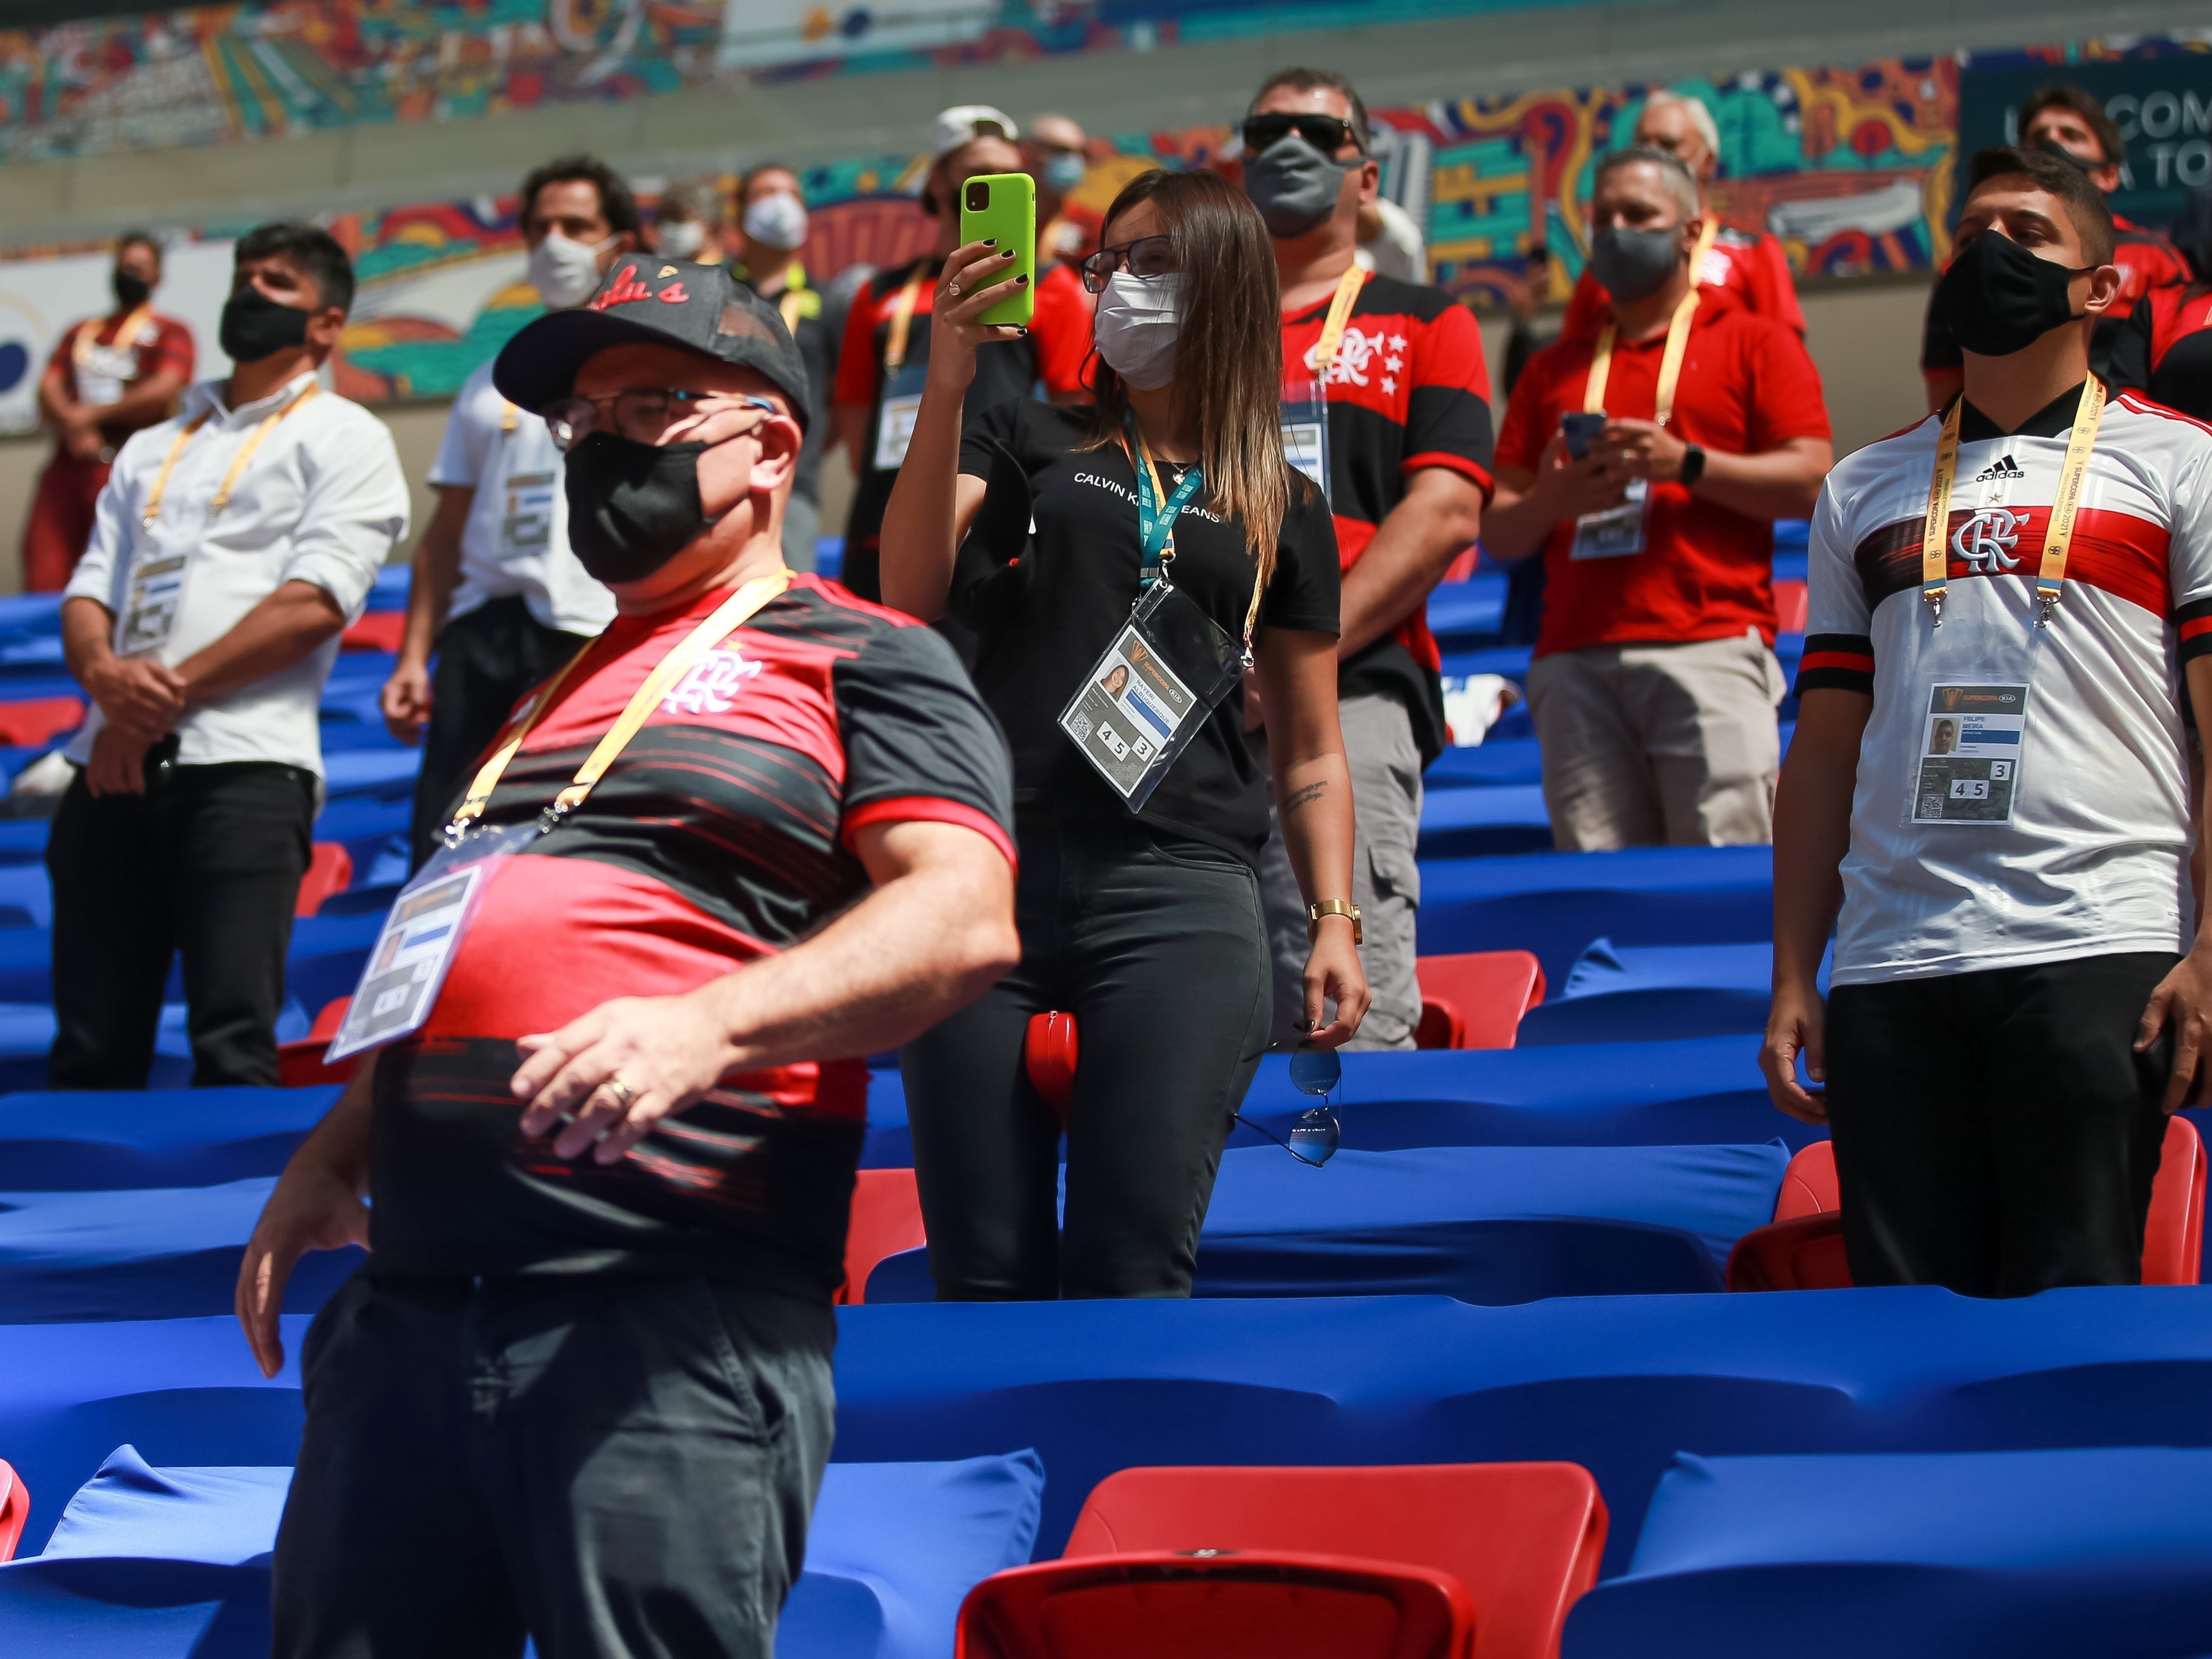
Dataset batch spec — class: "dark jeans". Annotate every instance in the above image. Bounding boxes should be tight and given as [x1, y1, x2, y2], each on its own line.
[902, 811, 1272, 1300]
[47, 753, 313, 1088]
[272, 1270, 837, 1659]
[1827, 950, 2178, 1298]
[411, 596, 594, 869]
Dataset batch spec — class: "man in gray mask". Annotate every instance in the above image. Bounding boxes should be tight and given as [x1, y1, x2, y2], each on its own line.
[1243, 65, 1494, 1050]
[1483, 146, 1832, 853]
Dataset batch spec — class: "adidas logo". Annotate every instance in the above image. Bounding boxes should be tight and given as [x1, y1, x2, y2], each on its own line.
[1970, 455, 2026, 483]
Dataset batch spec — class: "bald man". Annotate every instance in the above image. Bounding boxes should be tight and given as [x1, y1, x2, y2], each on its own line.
[1559, 90, 1805, 340]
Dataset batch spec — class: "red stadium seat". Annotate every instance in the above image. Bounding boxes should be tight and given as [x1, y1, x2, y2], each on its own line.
[957, 1551, 1475, 1659]
[1772, 1141, 1839, 1221]
[341, 611, 407, 653]
[1774, 578, 1809, 633]
[838, 1167, 927, 1306]
[0, 1458, 27, 1562]
[1414, 953, 1546, 1050]
[295, 841, 355, 918]
[1025, 1011, 1079, 1129]
[1729, 1118, 2205, 1290]
[1054, 1463, 1604, 1659]
[276, 996, 361, 1089]
[0, 694, 85, 749]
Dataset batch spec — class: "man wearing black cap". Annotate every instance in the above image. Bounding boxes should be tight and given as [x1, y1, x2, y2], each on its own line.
[239, 258, 1020, 1658]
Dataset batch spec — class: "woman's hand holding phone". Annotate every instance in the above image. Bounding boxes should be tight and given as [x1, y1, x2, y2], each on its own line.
[925, 240, 1030, 397]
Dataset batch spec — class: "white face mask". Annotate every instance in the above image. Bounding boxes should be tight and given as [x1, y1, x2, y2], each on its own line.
[742, 192, 810, 252]
[656, 219, 707, 260]
[528, 229, 617, 311]
[1094, 272, 1184, 390]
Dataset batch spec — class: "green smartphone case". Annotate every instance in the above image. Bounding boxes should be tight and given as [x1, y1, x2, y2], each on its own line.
[957, 173, 1037, 329]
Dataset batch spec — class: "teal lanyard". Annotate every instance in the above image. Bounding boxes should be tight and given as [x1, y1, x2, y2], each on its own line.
[1127, 414, 1204, 588]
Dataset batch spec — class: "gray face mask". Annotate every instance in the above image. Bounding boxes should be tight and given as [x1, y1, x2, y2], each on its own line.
[1243, 133, 1355, 239]
[1589, 224, 1683, 303]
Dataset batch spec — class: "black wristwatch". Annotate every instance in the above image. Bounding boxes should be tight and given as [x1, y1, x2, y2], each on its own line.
[1678, 443, 1707, 488]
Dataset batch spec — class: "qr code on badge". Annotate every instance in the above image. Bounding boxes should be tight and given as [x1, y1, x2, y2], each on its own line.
[1069, 711, 1094, 740]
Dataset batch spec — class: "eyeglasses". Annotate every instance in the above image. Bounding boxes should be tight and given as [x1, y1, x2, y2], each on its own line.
[1079, 234, 1179, 294]
[543, 389, 777, 451]
[1234, 1045, 1343, 1167]
[1242, 112, 1364, 158]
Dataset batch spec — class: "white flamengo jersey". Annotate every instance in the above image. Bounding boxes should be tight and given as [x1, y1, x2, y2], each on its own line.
[1800, 383, 2212, 986]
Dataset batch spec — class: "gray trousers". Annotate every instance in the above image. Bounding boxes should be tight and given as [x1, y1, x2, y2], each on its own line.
[1258, 692, 1424, 1050]
[273, 1270, 835, 1659]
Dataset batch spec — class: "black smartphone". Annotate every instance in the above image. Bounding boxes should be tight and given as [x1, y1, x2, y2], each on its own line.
[1560, 411, 1607, 460]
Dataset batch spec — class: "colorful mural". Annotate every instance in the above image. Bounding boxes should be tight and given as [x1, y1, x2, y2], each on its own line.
[0, 28, 2202, 427]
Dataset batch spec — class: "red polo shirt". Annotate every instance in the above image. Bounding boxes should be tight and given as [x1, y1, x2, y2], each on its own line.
[1494, 287, 1830, 658]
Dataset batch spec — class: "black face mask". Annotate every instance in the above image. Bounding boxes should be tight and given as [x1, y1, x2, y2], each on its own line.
[1935, 230, 2092, 357]
[1589, 224, 1683, 302]
[111, 271, 151, 311]
[219, 289, 311, 363]
[2035, 137, 2102, 177]
[564, 432, 714, 584]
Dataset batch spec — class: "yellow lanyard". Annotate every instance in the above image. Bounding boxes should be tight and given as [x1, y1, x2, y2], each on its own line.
[1119, 428, 1265, 651]
[447, 570, 793, 836]
[1309, 264, 1368, 377]
[1689, 217, 1719, 282]
[499, 399, 518, 436]
[75, 304, 152, 372]
[1584, 288, 1700, 425]
[139, 380, 321, 529]
[1921, 374, 2106, 628]
[882, 267, 928, 371]
[778, 260, 809, 338]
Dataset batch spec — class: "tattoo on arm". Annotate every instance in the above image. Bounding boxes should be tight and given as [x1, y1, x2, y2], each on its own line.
[1282, 782, 1327, 815]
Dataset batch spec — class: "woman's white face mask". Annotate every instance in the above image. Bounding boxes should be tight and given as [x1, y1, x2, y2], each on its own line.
[1094, 272, 1184, 390]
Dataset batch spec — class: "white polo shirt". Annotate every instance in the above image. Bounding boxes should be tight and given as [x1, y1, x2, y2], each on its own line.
[1802, 382, 2212, 985]
[65, 371, 410, 777]
[428, 361, 613, 638]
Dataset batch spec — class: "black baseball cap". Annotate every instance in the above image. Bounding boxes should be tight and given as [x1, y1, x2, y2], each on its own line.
[493, 257, 811, 432]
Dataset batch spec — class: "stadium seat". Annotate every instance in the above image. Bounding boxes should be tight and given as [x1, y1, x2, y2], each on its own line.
[1726, 1117, 2205, 1290]
[838, 1167, 927, 1306]
[0, 1458, 26, 1562]
[276, 996, 359, 1090]
[1772, 1141, 1839, 1220]
[1054, 1463, 1605, 1659]
[957, 1550, 1476, 1659]
[339, 610, 407, 652]
[293, 843, 354, 919]
[1414, 952, 1546, 1049]
[0, 695, 83, 749]
[1024, 1010, 1078, 1128]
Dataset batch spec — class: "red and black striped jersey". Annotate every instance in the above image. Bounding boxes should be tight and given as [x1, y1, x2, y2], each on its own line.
[1802, 380, 2212, 988]
[1280, 271, 1494, 762]
[368, 575, 1016, 1293]
[2112, 283, 2212, 425]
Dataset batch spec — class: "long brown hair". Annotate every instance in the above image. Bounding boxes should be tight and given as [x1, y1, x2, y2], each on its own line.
[1087, 168, 1295, 587]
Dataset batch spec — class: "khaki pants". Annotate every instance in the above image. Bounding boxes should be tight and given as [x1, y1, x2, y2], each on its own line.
[1258, 692, 1423, 1051]
[1526, 632, 1784, 851]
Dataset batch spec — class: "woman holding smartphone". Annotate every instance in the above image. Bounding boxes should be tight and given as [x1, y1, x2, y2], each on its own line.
[880, 168, 1366, 1301]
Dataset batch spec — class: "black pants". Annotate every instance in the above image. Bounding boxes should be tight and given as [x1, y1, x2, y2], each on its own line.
[272, 1270, 836, 1659]
[411, 597, 595, 868]
[47, 753, 313, 1089]
[902, 811, 1272, 1300]
[1827, 951, 2178, 1298]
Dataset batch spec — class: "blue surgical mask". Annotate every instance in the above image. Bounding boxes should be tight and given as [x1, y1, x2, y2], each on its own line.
[1042, 151, 1086, 194]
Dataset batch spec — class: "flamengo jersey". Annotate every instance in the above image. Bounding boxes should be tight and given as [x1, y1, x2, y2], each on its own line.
[368, 575, 1016, 1293]
[1799, 382, 2212, 986]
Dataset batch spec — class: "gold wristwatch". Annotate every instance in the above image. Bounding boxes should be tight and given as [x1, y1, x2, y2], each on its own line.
[1308, 899, 1363, 945]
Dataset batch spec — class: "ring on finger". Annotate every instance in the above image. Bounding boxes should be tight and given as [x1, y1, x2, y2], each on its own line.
[948, 282, 962, 298]
[605, 1074, 638, 1112]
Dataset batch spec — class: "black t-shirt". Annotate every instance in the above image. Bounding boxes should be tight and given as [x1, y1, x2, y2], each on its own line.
[957, 399, 1340, 862]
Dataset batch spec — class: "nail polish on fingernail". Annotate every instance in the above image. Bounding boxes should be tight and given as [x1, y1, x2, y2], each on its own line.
[1016, 273, 1029, 285]
[983, 237, 996, 245]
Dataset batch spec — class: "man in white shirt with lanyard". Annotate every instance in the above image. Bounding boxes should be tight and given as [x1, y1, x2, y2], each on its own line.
[52, 224, 409, 1089]
[384, 155, 635, 867]
[1764, 145, 2212, 1296]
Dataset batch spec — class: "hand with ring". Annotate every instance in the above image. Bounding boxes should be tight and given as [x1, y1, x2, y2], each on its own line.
[922, 239, 1028, 397]
[509, 992, 739, 1165]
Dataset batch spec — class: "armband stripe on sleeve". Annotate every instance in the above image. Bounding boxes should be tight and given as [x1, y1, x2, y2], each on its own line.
[2175, 602, 2212, 661]
[1795, 633, 1874, 696]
